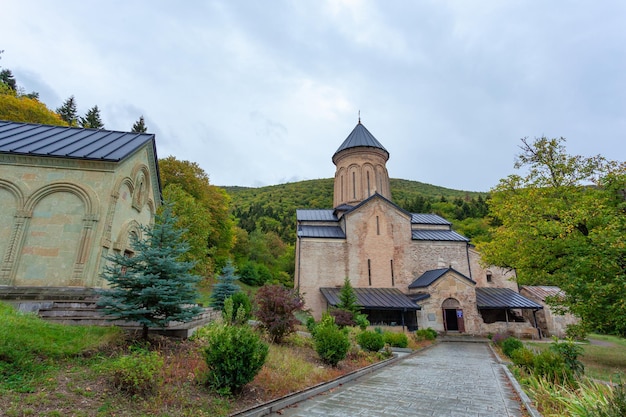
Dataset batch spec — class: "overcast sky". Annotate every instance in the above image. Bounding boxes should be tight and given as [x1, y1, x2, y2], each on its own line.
[2, 1, 625, 191]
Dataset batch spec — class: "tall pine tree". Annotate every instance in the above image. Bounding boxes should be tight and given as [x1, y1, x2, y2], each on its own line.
[80, 105, 104, 129]
[98, 203, 202, 340]
[56, 96, 78, 126]
[132, 115, 147, 133]
[210, 260, 241, 310]
[337, 276, 360, 314]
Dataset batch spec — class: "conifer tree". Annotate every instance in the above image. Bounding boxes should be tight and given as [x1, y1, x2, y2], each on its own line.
[98, 203, 202, 340]
[210, 261, 241, 310]
[56, 96, 78, 126]
[0, 68, 16, 91]
[337, 276, 360, 314]
[132, 115, 147, 133]
[80, 105, 104, 129]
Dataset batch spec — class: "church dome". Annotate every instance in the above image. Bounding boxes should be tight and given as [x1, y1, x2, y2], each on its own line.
[332, 121, 391, 208]
[332, 121, 389, 163]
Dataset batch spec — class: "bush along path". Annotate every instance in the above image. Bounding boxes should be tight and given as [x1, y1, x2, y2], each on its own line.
[494, 335, 626, 416]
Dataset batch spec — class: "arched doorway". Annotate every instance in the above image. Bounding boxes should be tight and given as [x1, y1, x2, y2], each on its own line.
[442, 298, 465, 333]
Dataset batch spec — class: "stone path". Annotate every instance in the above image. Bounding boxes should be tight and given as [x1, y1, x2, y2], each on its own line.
[273, 342, 523, 417]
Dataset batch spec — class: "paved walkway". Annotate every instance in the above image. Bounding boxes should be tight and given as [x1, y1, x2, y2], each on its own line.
[274, 342, 523, 417]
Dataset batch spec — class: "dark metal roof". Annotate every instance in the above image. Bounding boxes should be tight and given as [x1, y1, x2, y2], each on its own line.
[476, 288, 544, 310]
[296, 209, 338, 222]
[320, 287, 420, 311]
[412, 230, 470, 242]
[411, 213, 451, 226]
[409, 267, 475, 289]
[298, 225, 345, 239]
[333, 122, 388, 159]
[334, 204, 354, 212]
[408, 293, 431, 303]
[0, 120, 155, 162]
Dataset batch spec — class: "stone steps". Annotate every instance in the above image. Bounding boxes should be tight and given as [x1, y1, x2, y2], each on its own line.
[0, 286, 218, 338]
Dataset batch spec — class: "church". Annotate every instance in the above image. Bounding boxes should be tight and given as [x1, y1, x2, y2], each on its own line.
[294, 121, 544, 336]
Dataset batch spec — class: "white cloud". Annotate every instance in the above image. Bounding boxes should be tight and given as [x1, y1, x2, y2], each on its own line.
[1, 0, 625, 191]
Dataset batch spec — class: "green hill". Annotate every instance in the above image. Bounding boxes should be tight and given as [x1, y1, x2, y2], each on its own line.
[224, 178, 489, 245]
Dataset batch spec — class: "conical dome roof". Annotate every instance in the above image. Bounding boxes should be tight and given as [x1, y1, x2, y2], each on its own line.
[332, 122, 388, 160]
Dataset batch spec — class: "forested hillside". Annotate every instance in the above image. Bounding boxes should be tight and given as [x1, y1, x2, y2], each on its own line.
[225, 178, 490, 246]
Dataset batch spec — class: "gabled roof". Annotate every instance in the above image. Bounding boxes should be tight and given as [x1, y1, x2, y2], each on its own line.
[412, 230, 470, 242]
[411, 213, 451, 226]
[345, 192, 411, 218]
[333, 122, 388, 159]
[0, 120, 156, 162]
[320, 287, 421, 311]
[409, 267, 476, 289]
[476, 288, 543, 310]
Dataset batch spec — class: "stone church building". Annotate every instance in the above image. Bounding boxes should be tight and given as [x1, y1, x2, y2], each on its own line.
[0, 120, 161, 295]
[295, 121, 543, 336]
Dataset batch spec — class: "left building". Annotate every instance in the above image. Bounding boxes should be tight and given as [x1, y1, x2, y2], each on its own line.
[0, 120, 161, 293]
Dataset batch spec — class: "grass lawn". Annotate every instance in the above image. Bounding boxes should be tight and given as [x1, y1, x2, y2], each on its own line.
[525, 333, 626, 382]
[0, 302, 431, 416]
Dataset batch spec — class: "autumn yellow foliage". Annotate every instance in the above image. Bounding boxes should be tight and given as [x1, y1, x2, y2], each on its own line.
[0, 93, 66, 126]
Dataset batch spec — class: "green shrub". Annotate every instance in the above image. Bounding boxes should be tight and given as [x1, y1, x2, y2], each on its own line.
[510, 347, 535, 372]
[550, 338, 584, 376]
[565, 322, 589, 341]
[305, 316, 317, 333]
[314, 322, 350, 366]
[228, 292, 252, 323]
[356, 330, 385, 352]
[532, 349, 572, 384]
[383, 332, 409, 348]
[105, 349, 164, 396]
[426, 328, 438, 339]
[354, 314, 370, 330]
[415, 328, 437, 341]
[501, 337, 524, 358]
[203, 323, 269, 395]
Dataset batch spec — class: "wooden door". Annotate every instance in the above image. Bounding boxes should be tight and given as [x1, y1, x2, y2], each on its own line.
[456, 309, 465, 333]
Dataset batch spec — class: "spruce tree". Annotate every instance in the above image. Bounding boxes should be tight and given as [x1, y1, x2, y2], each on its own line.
[210, 261, 241, 310]
[0, 68, 16, 91]
[56, 96, 78, 126]
[132, 115, 148, 133]
[80, 105, 104, 129]
[337, 276, 360, 314]
[98, 203, 202, 340]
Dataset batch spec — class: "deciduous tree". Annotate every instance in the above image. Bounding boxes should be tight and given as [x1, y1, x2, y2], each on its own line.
[478, 137, 626, 335]
[159, 157, 235, 276]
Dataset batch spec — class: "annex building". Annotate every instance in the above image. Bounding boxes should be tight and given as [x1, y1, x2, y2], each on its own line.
[295, 121, 544, 336]
[0, 120, 161, 295]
